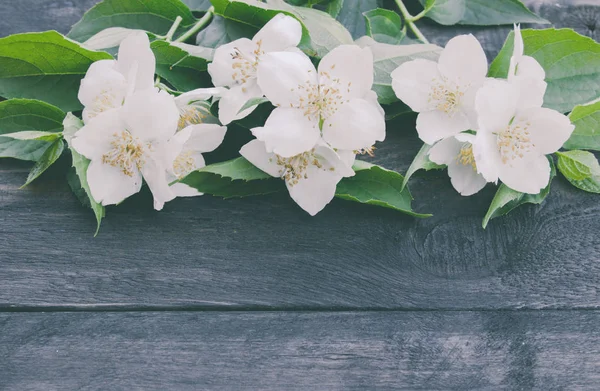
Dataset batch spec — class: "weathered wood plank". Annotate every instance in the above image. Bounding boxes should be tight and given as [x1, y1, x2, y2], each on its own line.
[1, 310, 600, 390]
[1, 0, 600, 311]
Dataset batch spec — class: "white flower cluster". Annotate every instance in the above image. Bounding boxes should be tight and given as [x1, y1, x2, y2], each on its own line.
[72, 32, 227, 210]
[71, 14, 386, 216]
[71, 15, 569, 216]
[392, 25, 575, 196]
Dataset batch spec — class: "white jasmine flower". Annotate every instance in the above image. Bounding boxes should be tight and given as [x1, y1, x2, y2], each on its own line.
[253, 45, 385, 158]
[240, 139, 356, 216]
[78, 31, 156, 123]
[391, 34, 488, 145]
[429, 133, 488, 196]
[173, 87, 225, 130]
[508, 24, 547, 109]
[208, 13, 302, 125]
[71, 89, 180, 210]
[473, 79, 574, 194]
[165, 124, 227, 199]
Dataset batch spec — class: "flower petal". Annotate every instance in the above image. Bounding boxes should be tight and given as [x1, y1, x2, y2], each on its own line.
[218, 80, 263, 125]
[509, 24, 524, 77]
[287, 162, 342, 216]
[115, 31, 156, 92]
[71, 110, 125, 160]
[521, 107, 575, 155]
[475, 78, 519, 134]
[314, 144, 355, 178]
[181, 124, 227, 153]
[141, 154, 176, 211]
[498, 154, 550, 194]
[239, 139, 282, 177]
[208, 38, 255, 88]
[252, 14, 302, 52]
[175, 87, 226, 106]
[256, 51, 318, 108]
[323, 98, 386, 151]
[318, 45, 374, 101]
[472, 130, 502, 184]
[428, 136, 463, 166]
[78, 60, 128, 123]
[447, 161, 487, 196]
[86, 158, 142, 206]
[121, 89, 179, 142]
[416, 110, 470, 145]
[438, 34, 487, 83]
[511, 56, 547, 109]
[391, 59, 439, 113]
[171, 182, 203, 197]
[252, 107, 320, 158]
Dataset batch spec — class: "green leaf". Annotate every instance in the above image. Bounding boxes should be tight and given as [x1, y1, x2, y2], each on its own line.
[325, 0, 344, 18]
[363, 8, 407, 45]
[482, 158, 556, 228]
[1, 131, 63, 142]
[563, 101, 600, 151]
[238, 97, 270, 114]
[419, 0, 548, 26]
[182, 0, 213, 11]
[556, 150, 600, 193]
[68, 0, 197, 42]
[419, 0, 465, 26]
[196, 16, 257, 47]
[356, 36, 441, 104]
[335, 0, 379, 39]
[151, 41, 211, 91]
[489, 28, 600, 113]
[0, 31, 113, 112]
[401, 143, 444, 191]
[382, 100, 413, 120]
[21, 138, 64, 188]
[63, 113, 105, 234]
[336, 161, 430, 217]
[180, 157, 283, 198]
[211, 0, 353, 57]
[0, 99, 66, 161]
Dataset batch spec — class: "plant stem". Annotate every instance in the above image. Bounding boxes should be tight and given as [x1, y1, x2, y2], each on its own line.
[175, 6, 214, 43]
[394, 0, 429, 44]
[166, 16, 183, 42]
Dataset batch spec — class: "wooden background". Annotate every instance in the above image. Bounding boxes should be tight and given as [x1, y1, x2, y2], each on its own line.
[1, 0, 600, 389]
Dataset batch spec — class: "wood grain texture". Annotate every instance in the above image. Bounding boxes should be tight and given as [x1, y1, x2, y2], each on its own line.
[2, 310, 600, 390]
[1, 0, 600, 310]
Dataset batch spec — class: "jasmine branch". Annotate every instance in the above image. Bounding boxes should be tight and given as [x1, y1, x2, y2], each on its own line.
[394, 0, 430, 44]
[175, 6, 215, 43]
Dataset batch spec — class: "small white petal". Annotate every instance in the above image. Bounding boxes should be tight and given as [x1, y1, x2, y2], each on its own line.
[121, 89, 179, 142]
[391, 59, 440, 113]
[314, 144, 355, 178]
[141, 155, 176, 211]
[181, 124, 227, 153]
[171, 182, 204, 197]
[217, 80, 263, 125]
[175, 87, 226, 106]
[208, 38, 255, 88]
[252, 107, 320, 158]
[511, 56, 547, 109]
[78, 60, 127, 123]
[472, 130, 502, 184]
[87, 158, 142, 206]
[256, 51, 318, 108]
[71, 110, 125, 160]
[323, 98, 386, 151]
[287, 163, 342, 216]
[428, 137, 463, 166]
[171, 42, 214, 61]
[475, 79, 519, 134]
[447, 161, 487, 196]
[498, 154, 550, 194]
[116, 31, 156, 92]
[317, 45, 374, 101]
[416, 110, 470, 145]
[252, 14, 302, 52]
[336, 149, 357, 171]
[365, 90, 385, 117]
[239, 139, 282, 177]
[438, 34, 488, 84]
[522, 107, 575, 155]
